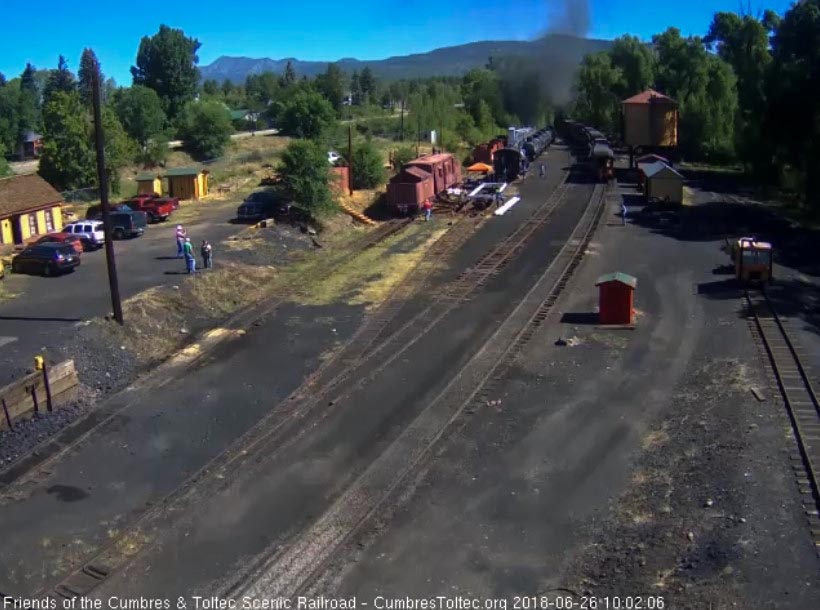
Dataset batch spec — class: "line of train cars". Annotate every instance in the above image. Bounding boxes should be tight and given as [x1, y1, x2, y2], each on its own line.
[388, 126, 554, 215]
[559, 120, 615, 182]
[492, 126, 555, 183]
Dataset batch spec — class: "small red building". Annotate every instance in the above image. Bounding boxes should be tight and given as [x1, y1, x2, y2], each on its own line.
[596, 272, 637, 325]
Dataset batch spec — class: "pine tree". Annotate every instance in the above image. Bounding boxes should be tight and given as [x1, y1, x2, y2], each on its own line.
[20, 63, 37, 94]
[43, 56, 76, 103]
[350, 71, 362, 106]
[280, 61, 297, 88]
[77, 49, 99, 106]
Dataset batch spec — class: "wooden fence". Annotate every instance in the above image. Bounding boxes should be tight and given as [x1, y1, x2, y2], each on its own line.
[0, 360, 79, 430]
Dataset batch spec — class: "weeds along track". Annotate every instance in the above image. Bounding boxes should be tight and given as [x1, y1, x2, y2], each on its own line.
[32, 176, 575, 601]
[746, 289, 820, 556]
[226, 183, 607, 599]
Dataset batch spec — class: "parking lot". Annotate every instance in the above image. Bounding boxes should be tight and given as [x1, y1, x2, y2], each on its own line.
[0, 199, 244, 383]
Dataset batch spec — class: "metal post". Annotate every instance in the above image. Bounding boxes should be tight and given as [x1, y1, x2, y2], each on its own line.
[2, 398, 12, 430]
[41, 362, 53, 413]
[91, 56, 124, 325]
[417, 116, 421, 157]
[30, 386, 39, 414]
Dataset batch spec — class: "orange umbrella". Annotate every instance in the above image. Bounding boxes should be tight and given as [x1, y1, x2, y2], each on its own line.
[467, 162, 493, 173]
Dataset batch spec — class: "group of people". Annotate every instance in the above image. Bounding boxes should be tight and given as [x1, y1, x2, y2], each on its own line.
[174, 225, 213, 274]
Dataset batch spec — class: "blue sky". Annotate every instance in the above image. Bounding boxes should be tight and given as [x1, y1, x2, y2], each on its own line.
[0, 0, 796, 85]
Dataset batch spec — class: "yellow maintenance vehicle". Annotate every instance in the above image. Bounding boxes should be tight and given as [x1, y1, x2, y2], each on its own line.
[724, 236, 773, 284]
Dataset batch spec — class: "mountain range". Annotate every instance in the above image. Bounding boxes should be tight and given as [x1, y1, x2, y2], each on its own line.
[199, 34, 613, 102]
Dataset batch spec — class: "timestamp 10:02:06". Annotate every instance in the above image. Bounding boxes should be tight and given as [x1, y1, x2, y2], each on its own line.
[513, 596, 665, 610]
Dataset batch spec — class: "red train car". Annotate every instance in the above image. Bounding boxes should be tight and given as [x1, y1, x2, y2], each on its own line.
[387, 167, 435, 215]
[472, 139, 504, 165]
[405, 153, 462, 194]
[387, 153, 462, 214]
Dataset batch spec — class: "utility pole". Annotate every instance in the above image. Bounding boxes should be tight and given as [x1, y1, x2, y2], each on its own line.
[400, 99, 405, 142]
[347, 124, 354, 196]
[91, 56, 124, 325]
[416, 115, 421, 157]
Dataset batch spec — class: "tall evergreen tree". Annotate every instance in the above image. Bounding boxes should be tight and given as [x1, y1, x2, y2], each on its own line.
[315, 63, 345, 112]
[77, 48, 99, 106]
[20, 63, 37, 95]
[359, 67, 376, 105]
[43, 55, 77, 103]
[350, 71, 362, 105]
[280, 61, 297, 88]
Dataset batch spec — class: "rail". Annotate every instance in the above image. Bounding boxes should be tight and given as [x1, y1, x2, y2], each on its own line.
[746, 288, 820, 553]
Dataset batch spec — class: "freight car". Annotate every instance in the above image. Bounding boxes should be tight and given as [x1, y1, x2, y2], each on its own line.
[472, 138, 505, 165]
[494, 147, 529, 183]
[523, 127, 554, 161]
[589, 142, 615, 182]
[387, 152, 462, 215]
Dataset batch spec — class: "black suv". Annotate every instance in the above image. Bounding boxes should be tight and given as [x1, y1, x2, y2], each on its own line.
[12, 243, 81, 276]
[236, 190, 282, 222]
[109, 210, 148, 238]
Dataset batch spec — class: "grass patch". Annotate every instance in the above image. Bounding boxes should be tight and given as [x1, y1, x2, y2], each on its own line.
[101, 261, 278, 364]
[279, 220, 445, 308]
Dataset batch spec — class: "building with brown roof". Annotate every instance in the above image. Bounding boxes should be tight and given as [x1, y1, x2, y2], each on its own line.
[622, 89, 679, 150]
[0, 174, 65, 246]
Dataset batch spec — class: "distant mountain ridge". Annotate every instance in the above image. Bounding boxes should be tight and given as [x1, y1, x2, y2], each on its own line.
[200, 35, 613, 102]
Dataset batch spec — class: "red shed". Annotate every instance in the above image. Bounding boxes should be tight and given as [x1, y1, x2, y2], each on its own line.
[387, 166, 435, 212]
[596, 272, 637, 325]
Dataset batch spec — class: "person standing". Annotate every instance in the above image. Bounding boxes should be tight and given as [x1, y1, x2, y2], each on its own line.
[175, 225, 187, 258]
[423, 199, 433, 222]
[621, 203, 628, 225]
[201, 240, 213, 269]
[183, 237, 196, 273]
[539, 163, 545, 179]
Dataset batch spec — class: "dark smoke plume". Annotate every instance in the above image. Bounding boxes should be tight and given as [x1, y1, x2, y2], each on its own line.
[546, 0, 591, 37]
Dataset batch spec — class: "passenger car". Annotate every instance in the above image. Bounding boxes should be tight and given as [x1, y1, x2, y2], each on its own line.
[34, 232, 84, 254]
[11, 243, 80, 276]
[63, 221, 105, 250]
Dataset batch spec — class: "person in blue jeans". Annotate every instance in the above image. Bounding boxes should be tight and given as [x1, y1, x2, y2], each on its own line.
[183, 237, 196, 273]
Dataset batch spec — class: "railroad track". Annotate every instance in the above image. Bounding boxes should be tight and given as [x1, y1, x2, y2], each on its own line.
[745, 289, 820, 554]
[226, 183, 607, 599]
[28, 173, 577, 602]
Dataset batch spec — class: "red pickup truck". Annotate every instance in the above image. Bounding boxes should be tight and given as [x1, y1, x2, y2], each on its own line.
[122, 195, 177, 223]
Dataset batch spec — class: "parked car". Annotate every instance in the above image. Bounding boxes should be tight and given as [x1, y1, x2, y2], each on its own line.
[109, 211, 148, 238]
[85, 203, 133, 219]
[236, 190, 281, 222]
[121, 197, 175, 223]
[328, 151, 342, 165]
[34, 232, 84, 254]
[63, 221, 105, 250]
[11, 243, 80, 276]
[129, 193, 180, 210]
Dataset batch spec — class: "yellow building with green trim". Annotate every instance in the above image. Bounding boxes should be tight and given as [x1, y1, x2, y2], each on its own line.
[0, 174, 65, 246]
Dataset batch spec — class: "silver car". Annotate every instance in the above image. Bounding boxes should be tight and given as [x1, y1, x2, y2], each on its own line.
[63, 221, 106, 250]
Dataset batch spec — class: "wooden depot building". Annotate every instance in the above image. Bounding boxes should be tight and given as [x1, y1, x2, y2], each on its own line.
[0, 174, 64, 246]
